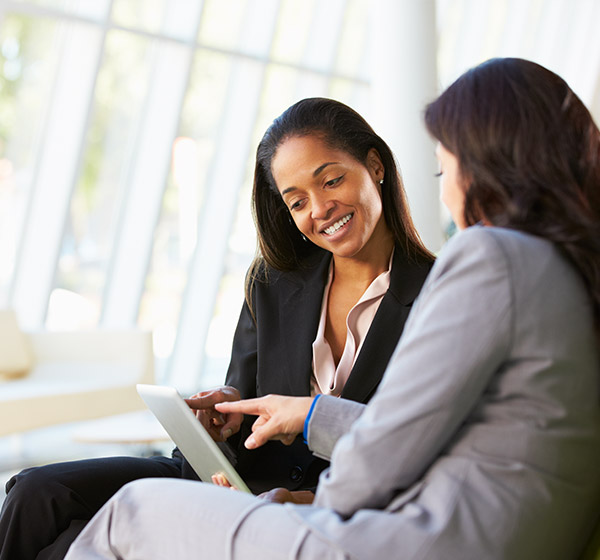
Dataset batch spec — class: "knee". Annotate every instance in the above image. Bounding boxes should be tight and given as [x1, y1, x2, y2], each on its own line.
[114, 478, 165, 505]
[109, 478, 198, 519]
[104, 479, 164, 528]
[5, 465, 64, 503]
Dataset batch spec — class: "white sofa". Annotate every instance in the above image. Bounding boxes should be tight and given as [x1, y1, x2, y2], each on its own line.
[0, 311, 155, 437]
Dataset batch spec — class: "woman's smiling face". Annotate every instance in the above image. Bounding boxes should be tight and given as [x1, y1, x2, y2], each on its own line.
[271, 134, 389, 261]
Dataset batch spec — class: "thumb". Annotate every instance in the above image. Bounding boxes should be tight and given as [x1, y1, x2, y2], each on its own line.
[244, 428, 271, 449]
[219, 417, 240, 440]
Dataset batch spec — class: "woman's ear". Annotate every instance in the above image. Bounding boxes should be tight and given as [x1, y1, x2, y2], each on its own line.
[366, 148, 385, 183]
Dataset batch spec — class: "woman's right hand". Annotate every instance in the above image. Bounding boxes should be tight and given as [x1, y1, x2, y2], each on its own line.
[215, 395, 313, 449]
[185, 386, 242, 442]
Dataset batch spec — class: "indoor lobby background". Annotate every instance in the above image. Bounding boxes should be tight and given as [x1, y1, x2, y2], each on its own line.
[1, 0, 599, 491]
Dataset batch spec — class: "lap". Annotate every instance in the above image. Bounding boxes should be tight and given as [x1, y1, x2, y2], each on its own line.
[7, 454, 183, 512]
[67, 479, 349, 560]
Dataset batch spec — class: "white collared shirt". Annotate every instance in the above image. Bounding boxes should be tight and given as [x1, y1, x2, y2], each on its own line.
[311, 252, 393, 396]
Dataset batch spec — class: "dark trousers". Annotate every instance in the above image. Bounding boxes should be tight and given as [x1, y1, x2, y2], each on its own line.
[0, 454, 193, 560]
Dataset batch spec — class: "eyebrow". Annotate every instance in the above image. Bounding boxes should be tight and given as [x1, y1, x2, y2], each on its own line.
[313, 161, 338, 177]
[280, 162, 339, 196]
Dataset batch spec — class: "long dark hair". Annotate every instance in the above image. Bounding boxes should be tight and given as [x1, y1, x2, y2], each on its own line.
[250, 98, 433, 279]
[425, 57, 600, 324]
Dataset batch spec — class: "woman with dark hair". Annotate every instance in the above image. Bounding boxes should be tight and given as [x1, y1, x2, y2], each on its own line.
[251, 97, 428, 272]
[67, 58, 600, 560]
[0, 98, 433, 560]
[424, 59, 600, 316]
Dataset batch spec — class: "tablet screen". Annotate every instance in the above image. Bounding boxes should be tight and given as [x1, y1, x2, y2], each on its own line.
[136, 384, 251, 493]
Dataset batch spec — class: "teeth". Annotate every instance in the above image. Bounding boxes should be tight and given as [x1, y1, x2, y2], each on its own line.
[324, 214, 352, 235]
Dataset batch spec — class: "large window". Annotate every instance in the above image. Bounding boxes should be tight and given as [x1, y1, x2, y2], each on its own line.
[1, 0, 598, 393]
[0, 0, 370, 392]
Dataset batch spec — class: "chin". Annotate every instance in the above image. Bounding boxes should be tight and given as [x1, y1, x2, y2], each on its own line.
[330, 244, 364, 259]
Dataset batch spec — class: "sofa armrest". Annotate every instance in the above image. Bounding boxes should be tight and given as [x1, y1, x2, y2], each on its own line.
[0, 330, 155, 436]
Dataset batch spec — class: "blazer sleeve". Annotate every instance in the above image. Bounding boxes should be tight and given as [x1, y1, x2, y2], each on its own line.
[311, 227, 514, 516]
[307, 396, 365, 460]
[224, 297, 258, 400]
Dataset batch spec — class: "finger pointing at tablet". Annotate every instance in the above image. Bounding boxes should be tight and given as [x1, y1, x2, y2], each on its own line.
[215, 395, 314, 449]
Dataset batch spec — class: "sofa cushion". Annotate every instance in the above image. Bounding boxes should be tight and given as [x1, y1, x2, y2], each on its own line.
[0, 309, 33, 380]
[0, 362, 142, 400]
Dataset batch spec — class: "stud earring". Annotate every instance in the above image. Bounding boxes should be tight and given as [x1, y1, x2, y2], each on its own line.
[301, 233, 308, 242]
[379, 178, 384, 186]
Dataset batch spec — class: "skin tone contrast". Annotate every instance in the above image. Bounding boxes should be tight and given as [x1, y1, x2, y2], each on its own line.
[217, 144, 472, 452]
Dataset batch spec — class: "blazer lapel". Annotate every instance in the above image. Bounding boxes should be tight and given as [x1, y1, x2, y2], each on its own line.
[278, 251, 331, 396]
[341, 248, 432, 403]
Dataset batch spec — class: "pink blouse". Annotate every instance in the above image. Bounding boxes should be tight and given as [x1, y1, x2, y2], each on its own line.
[311, 252, 393, 396]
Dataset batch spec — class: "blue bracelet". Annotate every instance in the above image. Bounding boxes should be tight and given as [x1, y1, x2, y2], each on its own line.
[303, 394, 322, 444]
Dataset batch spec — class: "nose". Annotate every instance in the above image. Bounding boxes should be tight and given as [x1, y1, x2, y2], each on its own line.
[310, 193, 335, 220]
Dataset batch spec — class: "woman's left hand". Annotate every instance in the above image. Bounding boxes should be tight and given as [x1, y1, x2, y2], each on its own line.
[184, 386, 242, 442]
[258, 488, 315, 504]
[211, 474, 315, 505]
[215, 395, 314, 449]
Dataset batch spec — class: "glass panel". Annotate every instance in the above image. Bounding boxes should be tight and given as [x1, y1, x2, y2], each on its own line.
[111, 0, 166, 33]
[302, 0, 345, 73]
[295, 71, 328, 100]
[1, 0, 373, 383]
[270, 0, 316, 64]
[260, 63, 303, 114]
[139, 49, 232, 375]
[328, 78, 370, 115]
[10, 0, 111, 20]
[53, 29, 154, 326]
[334, 0, 370, 80]
[197, 0, 249, 51]
[201, 149, 255, 388]
[111, 0, 202, 42]
[0, 14, 61, 305]
[237, 0, 279, 58]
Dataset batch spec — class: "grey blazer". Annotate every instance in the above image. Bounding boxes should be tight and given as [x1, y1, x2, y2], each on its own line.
[297, 226, 600, 560]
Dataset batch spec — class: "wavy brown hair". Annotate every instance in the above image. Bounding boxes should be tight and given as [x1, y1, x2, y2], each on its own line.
[425, 57, 600, 325]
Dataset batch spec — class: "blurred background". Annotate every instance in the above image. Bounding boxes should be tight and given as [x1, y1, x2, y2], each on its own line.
[0, 0, 599, 485]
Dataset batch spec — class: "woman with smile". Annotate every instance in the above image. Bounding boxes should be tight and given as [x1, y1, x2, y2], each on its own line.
[271, 133, 398, 366]
[273, 135, 392, 265]
[65, 57, 600, 560]
[0, 97, 434, 559]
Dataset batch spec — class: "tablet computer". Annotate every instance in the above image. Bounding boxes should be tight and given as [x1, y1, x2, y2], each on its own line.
[136, 384, 251, 493]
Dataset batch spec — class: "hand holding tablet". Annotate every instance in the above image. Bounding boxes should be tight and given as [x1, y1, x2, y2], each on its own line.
[184, 385, 243, 442]
[136, 384, 251, 493]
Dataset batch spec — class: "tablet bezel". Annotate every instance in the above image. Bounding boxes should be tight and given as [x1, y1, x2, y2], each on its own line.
[136, 383, 251, 493]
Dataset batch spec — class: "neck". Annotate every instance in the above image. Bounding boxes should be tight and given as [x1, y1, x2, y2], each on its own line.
[332, 234, 394, 287]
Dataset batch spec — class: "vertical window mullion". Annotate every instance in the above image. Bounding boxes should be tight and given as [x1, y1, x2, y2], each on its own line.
[10, 23, 106, 329]
[101, 40, 195, 328]
[167, 57, 264, 391]
[166, 1, 282, 391]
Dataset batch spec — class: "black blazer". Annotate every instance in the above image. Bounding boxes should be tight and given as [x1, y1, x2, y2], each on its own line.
[223, 246, 432, 494]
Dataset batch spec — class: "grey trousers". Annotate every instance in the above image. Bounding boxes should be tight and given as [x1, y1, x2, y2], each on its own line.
[64, 479, 350, 560]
